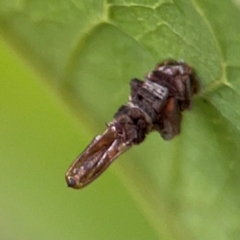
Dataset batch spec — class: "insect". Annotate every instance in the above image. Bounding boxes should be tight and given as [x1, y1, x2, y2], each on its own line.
[65, 60, 199, 189]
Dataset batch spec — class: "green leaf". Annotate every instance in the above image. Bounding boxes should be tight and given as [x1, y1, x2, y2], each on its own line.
[1, 0, 240, 239]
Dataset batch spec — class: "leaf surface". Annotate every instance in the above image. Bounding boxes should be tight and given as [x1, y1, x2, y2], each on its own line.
[1, 0, 240, 239]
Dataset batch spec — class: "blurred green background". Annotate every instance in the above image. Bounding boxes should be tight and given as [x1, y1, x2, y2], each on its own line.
[1, 1, 240, 240]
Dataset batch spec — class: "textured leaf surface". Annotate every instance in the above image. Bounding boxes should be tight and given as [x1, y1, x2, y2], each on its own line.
[0, 1, 240, 239]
